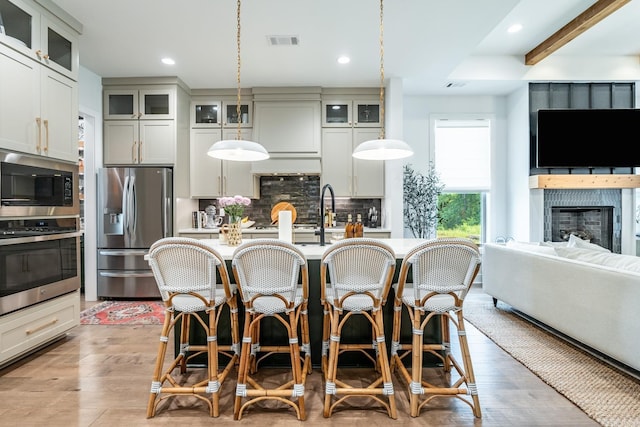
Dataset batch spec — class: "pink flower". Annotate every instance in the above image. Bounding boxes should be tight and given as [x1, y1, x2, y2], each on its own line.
[218, 195, 251, 219]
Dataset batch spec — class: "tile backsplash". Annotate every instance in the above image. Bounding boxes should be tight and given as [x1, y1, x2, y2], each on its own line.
[199, 175, 382, 228]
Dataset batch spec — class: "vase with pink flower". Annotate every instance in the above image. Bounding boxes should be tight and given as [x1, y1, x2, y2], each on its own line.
[217, 195, 251, 246]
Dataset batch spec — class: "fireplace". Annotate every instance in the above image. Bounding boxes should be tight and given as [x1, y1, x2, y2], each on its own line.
[543, 189, 621, 253]
[550, 206, 614, 250]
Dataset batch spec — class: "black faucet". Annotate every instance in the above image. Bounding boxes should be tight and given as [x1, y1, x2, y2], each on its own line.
[317, 183, 335, 246]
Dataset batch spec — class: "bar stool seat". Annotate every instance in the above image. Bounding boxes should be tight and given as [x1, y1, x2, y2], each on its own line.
[145, 237, 240, 417]
[231, 239, 311, 420]
[391, 237, 482, 418]
[320, 238, 398, 419]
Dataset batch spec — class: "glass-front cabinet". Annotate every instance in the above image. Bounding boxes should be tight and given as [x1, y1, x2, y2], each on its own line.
[191, 100, 252, 128]
[104, 88, 174, 120]
[322, 99, 381, 127]
[0, 0, 79, 80]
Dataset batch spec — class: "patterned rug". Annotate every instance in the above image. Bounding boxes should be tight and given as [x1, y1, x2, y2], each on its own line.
[464, 290, 640, 427]
[80, 301, 165, 325]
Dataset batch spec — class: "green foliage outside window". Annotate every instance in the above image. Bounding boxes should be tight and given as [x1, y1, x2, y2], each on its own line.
[437, 193, 481, 242]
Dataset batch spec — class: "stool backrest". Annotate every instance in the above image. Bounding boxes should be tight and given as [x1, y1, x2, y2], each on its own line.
[400, 238, 481, 303]
[232, 239, 308, 305]
[147, 237, 232, 302]
[321, 238, 396, 308]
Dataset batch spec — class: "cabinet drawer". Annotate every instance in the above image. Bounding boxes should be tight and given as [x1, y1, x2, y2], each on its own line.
[0, 291, 80, 367]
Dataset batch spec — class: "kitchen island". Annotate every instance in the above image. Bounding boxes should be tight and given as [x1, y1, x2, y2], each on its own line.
[178, 227, 392, 243]
[180, 238, 439, 368]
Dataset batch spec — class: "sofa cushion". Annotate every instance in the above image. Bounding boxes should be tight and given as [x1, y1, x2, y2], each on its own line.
[541, 241, 568, 248]
[554, 247, 640, 273]
[567, 234, 610, 252]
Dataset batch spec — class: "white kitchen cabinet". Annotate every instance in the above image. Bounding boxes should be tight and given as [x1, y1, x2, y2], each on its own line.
[0, 42, 78, 162]
[0, 0, 80, 81]
[190, 99, 252, 129]
[190, 128, 255, 198]
[104, 88, 174, 120]
[103, 119, 175, 165]
[253, 100, 321, 157]
[322, 127, 384, 197]
[322, 98, 381, 128]
[0, 290, 80, 368]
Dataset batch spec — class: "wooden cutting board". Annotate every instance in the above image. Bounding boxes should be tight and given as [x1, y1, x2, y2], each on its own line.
[271, 202, 297, 224]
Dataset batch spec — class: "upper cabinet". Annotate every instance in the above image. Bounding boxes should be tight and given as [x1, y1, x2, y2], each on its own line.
[104, 88, 175, 120]
[190, 99, 252, 128]
[322, 98, 381, 128]
[0, 0, 79, 162]
[0, 0, 80, 80]
[102, 78, 190, 167]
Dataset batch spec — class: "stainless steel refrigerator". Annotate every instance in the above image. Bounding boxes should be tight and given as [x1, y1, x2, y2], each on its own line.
[97, 167, 172, 298]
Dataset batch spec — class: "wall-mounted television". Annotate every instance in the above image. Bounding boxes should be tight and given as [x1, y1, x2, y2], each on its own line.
[536, 108, 640, 168]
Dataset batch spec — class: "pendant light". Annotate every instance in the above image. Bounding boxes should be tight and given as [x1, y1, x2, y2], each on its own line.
[352, 0, 413, 161]
[208, 0, 269, 162]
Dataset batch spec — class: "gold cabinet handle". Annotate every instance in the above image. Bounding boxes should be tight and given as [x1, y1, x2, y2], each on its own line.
[43, 119, 49, 153]
[35, 117, 42, 153]
[218, 176, 221, 194]
[43, 53, 50, 60]
[223, 176, 227, 194]
[138, 139, 142, 163]
[26, 317, 59, 335]
[35, 49, 42, 58]
[132, 141, 138, 163]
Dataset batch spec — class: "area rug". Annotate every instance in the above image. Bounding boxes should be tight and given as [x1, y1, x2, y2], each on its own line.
[464, 291, 640, 427]
[80, 301, 165, 325]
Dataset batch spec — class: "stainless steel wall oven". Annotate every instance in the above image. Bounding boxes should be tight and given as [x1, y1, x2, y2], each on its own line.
[0, 151, 81, 315]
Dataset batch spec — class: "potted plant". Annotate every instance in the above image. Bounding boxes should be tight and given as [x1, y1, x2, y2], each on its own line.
[403, 163, 444, 239]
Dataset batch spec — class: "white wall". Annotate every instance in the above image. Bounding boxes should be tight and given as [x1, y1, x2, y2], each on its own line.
[78, 66, 103, 301]
[401, 93, 511, 242]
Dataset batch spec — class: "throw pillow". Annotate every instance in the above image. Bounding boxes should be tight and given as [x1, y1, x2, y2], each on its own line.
[541, 241, 568, 248]
[567, 234, 610, 252]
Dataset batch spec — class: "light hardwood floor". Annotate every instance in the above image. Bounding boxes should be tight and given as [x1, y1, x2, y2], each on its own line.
[0, 287, 599, 426]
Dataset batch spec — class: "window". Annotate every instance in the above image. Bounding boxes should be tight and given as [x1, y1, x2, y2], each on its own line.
[433, 117, 491, 243]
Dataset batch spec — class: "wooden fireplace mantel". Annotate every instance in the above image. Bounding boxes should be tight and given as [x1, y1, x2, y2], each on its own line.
[529, 174, 640, 189]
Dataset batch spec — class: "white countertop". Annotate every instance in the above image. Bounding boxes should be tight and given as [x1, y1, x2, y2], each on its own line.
[199, 238, 426, 260]
[179, 227, 391, 234]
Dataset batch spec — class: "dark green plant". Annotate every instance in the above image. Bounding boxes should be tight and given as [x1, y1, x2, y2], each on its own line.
[403, 163, 444, 238]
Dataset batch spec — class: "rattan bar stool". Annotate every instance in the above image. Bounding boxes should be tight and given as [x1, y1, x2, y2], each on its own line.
[145, 237, 240, 417]
[390, 238, 482, 418]
[231, 239, 311, 420]
[320, 238, 397, 419]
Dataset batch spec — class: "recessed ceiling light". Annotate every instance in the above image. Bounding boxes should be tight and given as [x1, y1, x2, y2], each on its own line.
[161, 57, 175, 65]
[507, 23, 523, 33]
[337, 56, 350, 64]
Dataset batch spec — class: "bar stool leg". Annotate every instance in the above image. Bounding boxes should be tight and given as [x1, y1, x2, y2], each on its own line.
[234, 311, 255, 420]
[323, 308, 340, 418]
[455, 310, 481, 417]
[147, 306, 172, 418]
[373, 309, 397, 419]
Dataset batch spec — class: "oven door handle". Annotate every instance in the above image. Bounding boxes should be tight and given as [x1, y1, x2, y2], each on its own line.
[98, 249, 148, 257]
[98, 271, 154, 278]
[0, 231, 82, 246]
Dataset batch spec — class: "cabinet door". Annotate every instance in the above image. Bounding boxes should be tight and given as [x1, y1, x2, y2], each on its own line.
[0, 0, 40, 58]
[190, 129, 223, 197]
[322, 100, 351, 127]
[353, 100, 381, 127]
[40, 68, 77, 162]
[0, 42, 39, 154]
[191, 100, 221, 128]
[321, 128, 353, 197]
[139, 120, 174, 164]
[40, 15, 78, 80]
[104, 120, 138, 164]
[140, 89, 174, 120]
[104, 89, 139, 119]
[222, 101, 252, 128]
[253, 101, 321, 156]
[222, 128, 254, 197]
[353, 128, 384, 197]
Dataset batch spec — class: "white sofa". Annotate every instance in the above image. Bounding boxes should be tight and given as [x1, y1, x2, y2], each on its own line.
[482, 241, 640, 373]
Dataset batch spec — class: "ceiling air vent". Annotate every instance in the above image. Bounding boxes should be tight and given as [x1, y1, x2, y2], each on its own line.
[267, 35, 300, 46]
[446, 82, 466, 88]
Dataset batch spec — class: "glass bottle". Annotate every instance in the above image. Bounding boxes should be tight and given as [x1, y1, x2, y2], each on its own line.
[354, 214, 364, 238]
[344, 213, 354, 238]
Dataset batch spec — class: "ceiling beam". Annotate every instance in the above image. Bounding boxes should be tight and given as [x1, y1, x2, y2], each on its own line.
[525, 0, 631, 66]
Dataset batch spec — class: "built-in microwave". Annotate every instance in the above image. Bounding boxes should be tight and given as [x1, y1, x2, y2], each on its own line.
[0, 150, 79, 217]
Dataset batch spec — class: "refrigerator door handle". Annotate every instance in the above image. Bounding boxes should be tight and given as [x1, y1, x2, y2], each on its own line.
[122, 174, 130, 237]
[98, 249, 148, 256]
[162, 169, 170, 237]
[99, 271, 154, 278]
[129, 175, 137, 236]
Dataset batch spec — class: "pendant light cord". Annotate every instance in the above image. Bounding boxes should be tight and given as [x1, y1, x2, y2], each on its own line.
[236, 0, 242, 140]
[379, 0, 385, 139]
